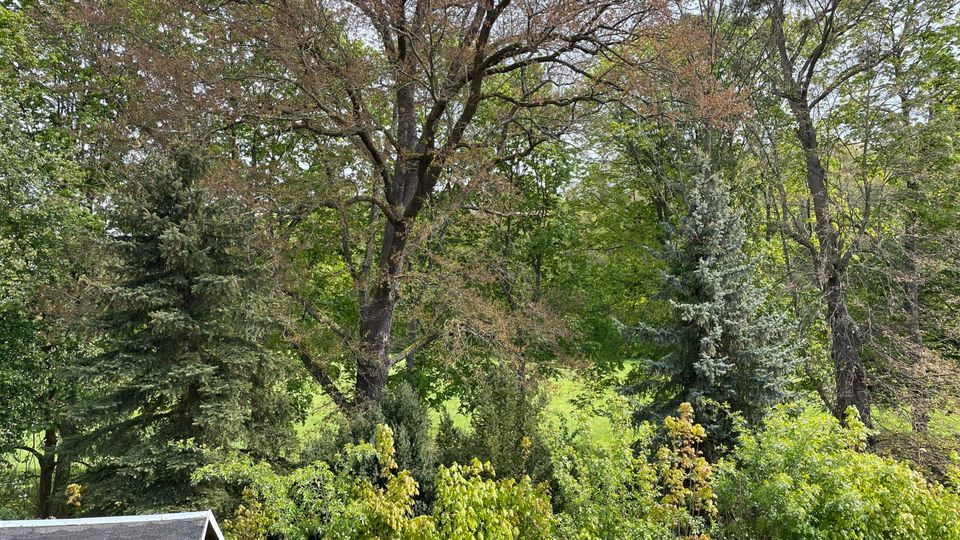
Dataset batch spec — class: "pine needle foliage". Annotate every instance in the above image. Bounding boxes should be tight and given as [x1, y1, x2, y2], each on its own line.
[73, 152, 299, 511]
[624, 166, 796, 453]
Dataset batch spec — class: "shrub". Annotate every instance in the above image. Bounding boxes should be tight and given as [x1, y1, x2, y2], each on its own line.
[437, 364, 553, 485]
[0, 464, 34, 520]
[195, 424, 553, 539]
[549, 400, 715, 540]
[548, 404, 668, 540]
[348, 383, 437, 510]
[652, 402, 717, 539]
[714, 403, 960, 539]
[433, 459, 553, 539]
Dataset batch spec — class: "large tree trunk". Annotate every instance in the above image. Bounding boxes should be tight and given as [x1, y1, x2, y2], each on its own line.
[351, 57, 422, 406]
[356, 298, 394, 405]
[355, 218, 408, 405]
[51, 421, 75, 517]
[826, 276, 871, 425]
[36, 429, 57, 518]
[789, 100, 873, 427]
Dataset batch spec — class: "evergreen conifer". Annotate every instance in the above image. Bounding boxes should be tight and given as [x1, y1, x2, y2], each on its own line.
[74, 152, 300, 510]
[625, 165, 796, 454]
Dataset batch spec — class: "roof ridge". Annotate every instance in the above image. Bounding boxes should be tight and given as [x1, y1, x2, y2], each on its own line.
[0, 510, 213, 528]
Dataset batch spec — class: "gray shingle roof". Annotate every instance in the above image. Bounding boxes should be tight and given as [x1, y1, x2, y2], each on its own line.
[0, 511, 224, 540]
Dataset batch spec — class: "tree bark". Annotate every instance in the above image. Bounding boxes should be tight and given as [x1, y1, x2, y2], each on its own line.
[825, 275, 871, 426]
[36, 429, 57, 518]
[788, 99, 872, 427]
[356, 219, 408, 405]
[51, 421, 74, 517]
[356, 299, 397, 404]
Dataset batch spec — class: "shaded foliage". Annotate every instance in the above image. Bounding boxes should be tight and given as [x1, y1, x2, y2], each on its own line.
[72, 152, 304, 511]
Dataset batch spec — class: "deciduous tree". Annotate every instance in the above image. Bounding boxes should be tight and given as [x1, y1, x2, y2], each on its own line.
[55, 0, 657, 409]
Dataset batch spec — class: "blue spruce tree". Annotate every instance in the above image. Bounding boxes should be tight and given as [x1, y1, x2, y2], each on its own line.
[625, 165, 796, 455]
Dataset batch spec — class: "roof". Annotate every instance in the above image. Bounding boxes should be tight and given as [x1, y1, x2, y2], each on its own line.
[0, 510, 224, 540]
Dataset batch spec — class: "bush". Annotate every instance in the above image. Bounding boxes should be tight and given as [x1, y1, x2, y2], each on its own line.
[0, 464, 35, 520]
[300, 383, 436, 512]
[714, 403, 960, 539]
[652, 402, 717, 538]
[352, 383, 436, 510]
[549, 400, 715, 540]
[195, 424, 553, 539]
[548, 404, 667, 539]
[433, 459, 553, 539]
[437, 364, 553, 485]
[198, 401, 960, 540]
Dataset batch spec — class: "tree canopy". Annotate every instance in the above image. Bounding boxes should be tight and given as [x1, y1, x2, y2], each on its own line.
[2, 0, 960, 537]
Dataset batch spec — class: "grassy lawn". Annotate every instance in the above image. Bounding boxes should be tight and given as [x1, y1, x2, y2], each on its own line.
[538, 373, 620, 442]
[297, 365, 633, 445]
[873, 405, 960, 437]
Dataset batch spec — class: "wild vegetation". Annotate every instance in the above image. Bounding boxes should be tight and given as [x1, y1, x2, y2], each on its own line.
[2, 0, 960, 537]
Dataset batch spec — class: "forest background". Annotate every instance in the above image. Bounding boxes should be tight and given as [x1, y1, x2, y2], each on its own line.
[2, 0, 960, 537]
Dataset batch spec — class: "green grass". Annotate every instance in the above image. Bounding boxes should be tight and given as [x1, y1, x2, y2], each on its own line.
[538, 373, 619, 442]
[297, 360, 960, 450]
[297, 365, 633, 445]
[873, 405, 960, 437]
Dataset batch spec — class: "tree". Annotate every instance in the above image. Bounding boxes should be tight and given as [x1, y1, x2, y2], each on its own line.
[757, 0, 958, 433]
[56, 0, 657, 409]
[624, 165, 795, 452]
[73, 152, 302, 511]
[0, 86, 85, 519]
[0, 5, 96, 518]
[875, 5, 960, 436]
[762, 0, 902, 428]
